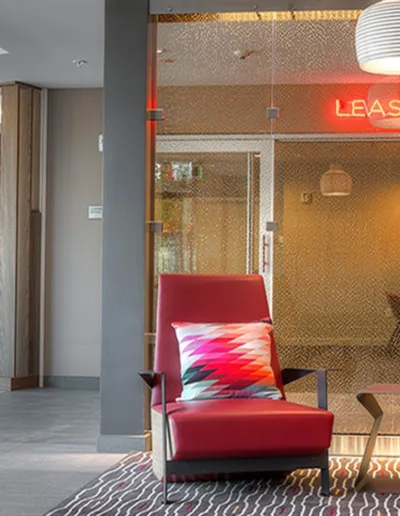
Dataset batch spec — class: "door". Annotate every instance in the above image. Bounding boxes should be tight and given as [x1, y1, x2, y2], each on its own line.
[148, 136, 274, 344]
[151, 149, 259, 333]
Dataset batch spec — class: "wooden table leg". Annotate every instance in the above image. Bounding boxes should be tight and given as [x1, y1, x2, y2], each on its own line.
[388, 322, 400, 353]
[355, 393, 383, 491]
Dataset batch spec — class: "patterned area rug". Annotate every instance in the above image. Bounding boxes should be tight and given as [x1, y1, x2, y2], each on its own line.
[45, 453, 400, 516]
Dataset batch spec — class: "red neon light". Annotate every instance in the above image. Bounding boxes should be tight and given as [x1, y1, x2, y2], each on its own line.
[335, 99, 400, 119]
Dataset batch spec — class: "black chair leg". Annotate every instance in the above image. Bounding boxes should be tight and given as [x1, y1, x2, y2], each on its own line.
[162, 474, 169, 504]
[320, 467, 330, 496]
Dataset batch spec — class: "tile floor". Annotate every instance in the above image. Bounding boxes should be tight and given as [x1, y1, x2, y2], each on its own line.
[0, 389, 124, 516]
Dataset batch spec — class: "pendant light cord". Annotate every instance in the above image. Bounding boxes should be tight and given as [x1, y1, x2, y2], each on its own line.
[270, 18, 277, 135]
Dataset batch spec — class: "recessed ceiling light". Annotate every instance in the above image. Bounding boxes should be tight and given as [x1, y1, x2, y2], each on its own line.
[73, 59, 88, 68]
[0, 47, 9, 55]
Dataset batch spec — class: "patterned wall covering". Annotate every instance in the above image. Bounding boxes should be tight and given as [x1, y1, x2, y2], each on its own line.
[274, 141, 400, 434]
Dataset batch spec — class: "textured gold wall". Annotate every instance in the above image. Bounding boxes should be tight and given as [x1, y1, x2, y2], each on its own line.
[274, 141, 400, 434]
[158, 86, 271, 135]
[158, 84, 394, 135]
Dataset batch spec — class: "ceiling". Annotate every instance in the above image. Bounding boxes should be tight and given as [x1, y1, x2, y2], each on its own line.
[157, 19, 397, 86]
[0, 0, 104, 88]
[0, 1, 394, 88]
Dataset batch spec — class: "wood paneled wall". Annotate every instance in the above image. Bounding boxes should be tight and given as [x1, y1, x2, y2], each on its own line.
[0, 83, 42, 389]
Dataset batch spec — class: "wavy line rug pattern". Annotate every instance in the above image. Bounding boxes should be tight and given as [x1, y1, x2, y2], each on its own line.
[45, 454, 400, 516]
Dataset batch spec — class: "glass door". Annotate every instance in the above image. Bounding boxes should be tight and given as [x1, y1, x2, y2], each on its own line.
[151, 149, 260, 335]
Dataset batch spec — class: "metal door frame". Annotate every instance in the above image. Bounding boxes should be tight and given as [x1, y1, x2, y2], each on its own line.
[157, 135, 275, 300]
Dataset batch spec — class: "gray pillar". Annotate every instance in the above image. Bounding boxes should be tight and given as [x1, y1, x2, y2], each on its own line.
[98, 0, 149, 453]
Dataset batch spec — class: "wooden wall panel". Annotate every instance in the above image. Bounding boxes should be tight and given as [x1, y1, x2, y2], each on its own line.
[0, 83, 41, 386]
[0, 85, 19, 377]
[31, 89, 41, 211]
[15, 86, 33, 378]
[29, 212, 41, 376]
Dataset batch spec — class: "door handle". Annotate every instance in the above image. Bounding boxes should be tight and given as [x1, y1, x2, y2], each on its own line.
[262, 234, 269, 273]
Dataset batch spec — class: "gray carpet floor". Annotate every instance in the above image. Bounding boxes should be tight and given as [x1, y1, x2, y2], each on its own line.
[45, 453, 400, 515]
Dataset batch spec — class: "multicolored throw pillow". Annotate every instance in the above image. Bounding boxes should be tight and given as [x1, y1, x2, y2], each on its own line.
[172, 322, 282, 401]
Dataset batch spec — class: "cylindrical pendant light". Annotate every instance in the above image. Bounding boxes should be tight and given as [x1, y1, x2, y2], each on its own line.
[320, 164, 352, 197]
[356, 0, 400, 75]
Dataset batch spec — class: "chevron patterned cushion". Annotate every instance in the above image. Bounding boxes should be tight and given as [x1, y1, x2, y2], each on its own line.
[172, 322, 282, 401]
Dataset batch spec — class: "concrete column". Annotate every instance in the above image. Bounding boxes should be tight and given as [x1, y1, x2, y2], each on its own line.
[98, 0, 149, 453]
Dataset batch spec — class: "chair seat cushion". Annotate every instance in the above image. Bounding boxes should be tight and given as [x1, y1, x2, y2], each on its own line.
[154, 398, 334, 461]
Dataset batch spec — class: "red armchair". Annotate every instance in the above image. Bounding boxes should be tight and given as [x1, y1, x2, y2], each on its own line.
[140, 274, 334, 504]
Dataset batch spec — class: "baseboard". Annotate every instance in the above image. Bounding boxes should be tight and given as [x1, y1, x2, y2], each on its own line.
[43, 375, 100, 391]
[10, 375, 40, 391]
[95, 430, 400, 457]
[97, 432, 151, 453]
[332, 434, 400, 457]
[141, 431, 400, 458]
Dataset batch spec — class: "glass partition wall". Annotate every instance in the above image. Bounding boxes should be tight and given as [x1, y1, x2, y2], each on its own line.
[274, 140, 400, 436]
[152, 148, 261, 329]
[155, 152, 256, 276]
[151, 11, 400, 445]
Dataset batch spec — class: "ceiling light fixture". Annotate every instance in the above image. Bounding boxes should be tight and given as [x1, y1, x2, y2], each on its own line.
[320, 164, 352, 197]
[356, 0, 400, 75]
[233, 49, 256, 60]
[73, 59, 88, 68]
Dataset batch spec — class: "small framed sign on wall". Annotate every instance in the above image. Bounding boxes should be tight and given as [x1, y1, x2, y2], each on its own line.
[88, 206, 103, 220]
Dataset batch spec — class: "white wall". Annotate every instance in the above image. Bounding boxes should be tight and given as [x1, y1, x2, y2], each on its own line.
[45, 89, 103, 378]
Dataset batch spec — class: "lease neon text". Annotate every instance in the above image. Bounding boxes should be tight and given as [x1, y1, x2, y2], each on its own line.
[335, 99, 400, 119]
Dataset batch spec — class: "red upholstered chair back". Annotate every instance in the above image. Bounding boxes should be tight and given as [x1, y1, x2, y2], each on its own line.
[152, 274, 285, 406]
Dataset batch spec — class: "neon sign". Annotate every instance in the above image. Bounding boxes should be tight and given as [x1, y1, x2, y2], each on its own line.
[335, 99, 400, 119]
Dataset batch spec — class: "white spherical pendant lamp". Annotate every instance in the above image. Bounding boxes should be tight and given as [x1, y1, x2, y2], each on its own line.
[356, 0, 400, 75]
[320, 164, 352, 197]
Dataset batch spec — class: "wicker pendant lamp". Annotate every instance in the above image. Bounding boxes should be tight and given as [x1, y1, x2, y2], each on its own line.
[320, 164, 352, 197]
[356, 0, 400, 75]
